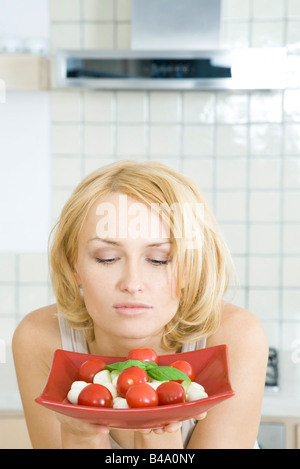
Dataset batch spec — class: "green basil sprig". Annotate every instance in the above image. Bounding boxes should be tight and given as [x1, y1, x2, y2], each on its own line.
[104, 360, 190, 382]
[104, 360, 157, 373]
[147, 366, 190, 382]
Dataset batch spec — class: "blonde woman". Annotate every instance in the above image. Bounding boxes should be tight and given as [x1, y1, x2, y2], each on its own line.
[13, 161, 268, 449]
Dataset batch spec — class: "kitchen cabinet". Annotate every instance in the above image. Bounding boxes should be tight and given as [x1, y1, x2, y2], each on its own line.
[297, 425, 300, 449]
[0, 411, 31, 449]
[0, 54, 49, 91]
[260, 416, 300, 449]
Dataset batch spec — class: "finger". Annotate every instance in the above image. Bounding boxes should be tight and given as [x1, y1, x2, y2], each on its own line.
[95, 425, 110, 435]
[164, 422, 182, 433]
[138, 428, 153, 434]
[194, 412, 207, 421]
[139, 426, 165, 435]
[153, 427, 164, 434]
[154, 422, 182, 434]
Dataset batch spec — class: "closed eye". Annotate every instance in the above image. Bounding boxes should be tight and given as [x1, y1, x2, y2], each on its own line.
[147, 258, 170, 266]
[95, 257, 171, 266]
[96, 258, 118, 264]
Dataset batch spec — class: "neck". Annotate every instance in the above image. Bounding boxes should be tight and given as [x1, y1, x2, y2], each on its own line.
[88, 327, 170, 357]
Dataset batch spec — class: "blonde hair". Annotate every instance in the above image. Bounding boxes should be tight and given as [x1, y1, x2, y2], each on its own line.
[50, 160, 234, 351]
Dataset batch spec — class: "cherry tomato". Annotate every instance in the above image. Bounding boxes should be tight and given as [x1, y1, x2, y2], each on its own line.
[116, 366, 149, 397]
[126, 383, 159, 408]
[127, 348, 158, 364]
[170, 360, 195, 382]
[78, 358, 106, 383]
[156, 381, 186, 406]
[77, 383, 113, 407]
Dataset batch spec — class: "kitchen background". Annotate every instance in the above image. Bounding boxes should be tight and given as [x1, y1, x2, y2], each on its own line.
[0, 0, 300, 448]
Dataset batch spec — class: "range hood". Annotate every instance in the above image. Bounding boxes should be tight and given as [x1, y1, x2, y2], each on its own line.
[56, 0, 287, 91]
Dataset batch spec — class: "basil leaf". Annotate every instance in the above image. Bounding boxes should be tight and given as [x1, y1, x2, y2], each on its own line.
[104, 360, 189, 382]
[104, 359, 147, 372]
[145, 361, 158, 371]
[147, 366, 190, 382]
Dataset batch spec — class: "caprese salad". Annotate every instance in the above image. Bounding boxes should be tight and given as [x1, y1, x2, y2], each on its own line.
[67, 348, 207, 409]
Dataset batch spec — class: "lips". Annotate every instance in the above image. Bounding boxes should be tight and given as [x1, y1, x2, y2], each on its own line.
[113, 302, 153, 317]
[113, 302, 152, 309]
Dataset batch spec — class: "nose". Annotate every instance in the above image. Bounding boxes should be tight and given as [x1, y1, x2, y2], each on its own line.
[117, 259, 144, 294]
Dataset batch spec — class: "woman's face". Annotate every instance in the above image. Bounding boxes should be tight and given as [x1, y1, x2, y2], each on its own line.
[73, 192, 180, 354]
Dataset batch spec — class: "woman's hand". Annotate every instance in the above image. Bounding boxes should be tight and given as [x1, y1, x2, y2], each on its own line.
[134, 424, 183, 449]
[140, 411, 207, 435]
[134, 411, 207, 448]
[56, 413, 111, 449]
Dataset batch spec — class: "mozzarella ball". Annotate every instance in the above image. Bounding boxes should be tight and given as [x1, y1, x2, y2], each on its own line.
[113, 397, 129, 409]
[110, 370, 120, 387]
[67, 381, 89, 404]
[100, 381, 117, 398]
[93, 370, 112, 384]
[186, 382, 208, 402]
[71, 380, 89, 390]
[147, 380, 167, 390]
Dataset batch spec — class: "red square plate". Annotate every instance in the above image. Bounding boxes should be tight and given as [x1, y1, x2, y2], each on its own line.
[35, 345, 234, 429]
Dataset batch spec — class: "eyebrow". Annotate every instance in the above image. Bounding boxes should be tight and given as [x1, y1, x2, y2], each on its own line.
[88, 237, 172, 248]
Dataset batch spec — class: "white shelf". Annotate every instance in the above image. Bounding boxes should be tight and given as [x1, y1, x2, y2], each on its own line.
[0, 54, 49, 91]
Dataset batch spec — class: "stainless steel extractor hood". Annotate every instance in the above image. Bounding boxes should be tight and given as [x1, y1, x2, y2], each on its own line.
[131, 0, 222, 50]
[55, 0, 287, 91]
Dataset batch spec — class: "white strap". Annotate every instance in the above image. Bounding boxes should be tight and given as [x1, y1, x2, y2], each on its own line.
[57, 314, 89, 353]
[181, 337, 207, 352]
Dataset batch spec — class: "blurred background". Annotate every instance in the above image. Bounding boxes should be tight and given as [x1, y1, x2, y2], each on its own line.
[0, 0, 300, 448]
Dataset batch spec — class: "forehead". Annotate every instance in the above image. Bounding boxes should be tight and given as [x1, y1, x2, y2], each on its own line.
[82, 192, 171, 242]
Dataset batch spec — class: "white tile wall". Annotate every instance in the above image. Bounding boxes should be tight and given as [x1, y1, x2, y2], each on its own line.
[2, 1, 300, 394]
[83, 91, 115, 122]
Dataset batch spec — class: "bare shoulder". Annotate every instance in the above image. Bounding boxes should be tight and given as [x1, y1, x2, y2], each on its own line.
[189, 305, 268, 448]
[12, 304, 61, 372]
[208, 301, 268, 356]
[13, 304, 60, 345]
[12, 306, 63, 448]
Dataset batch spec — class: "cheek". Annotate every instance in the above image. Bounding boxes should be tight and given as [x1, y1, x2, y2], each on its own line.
[154, 274, 180, 307]
[80, 274, 113, 318]
[75, 262, 108, 295]
[82, 270, 114, 294]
